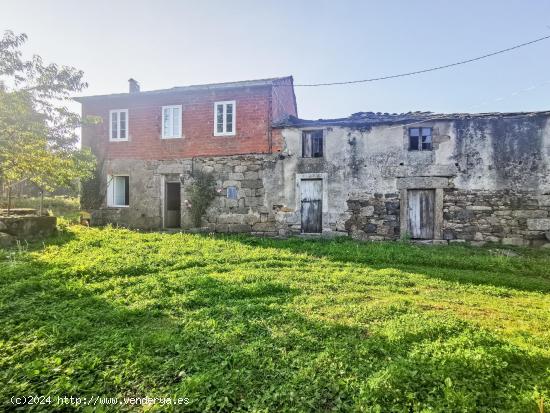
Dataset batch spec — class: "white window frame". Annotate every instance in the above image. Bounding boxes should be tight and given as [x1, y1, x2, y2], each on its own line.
[109, 109, 129, 141]
[214, 100, 236, 136]
[161, 105, 183, 139]
[107, 175, 130, 208]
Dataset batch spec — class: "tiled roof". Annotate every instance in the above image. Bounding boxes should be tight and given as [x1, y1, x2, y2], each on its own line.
[74, 76, 293, 102]
[273, 110, 550, 128]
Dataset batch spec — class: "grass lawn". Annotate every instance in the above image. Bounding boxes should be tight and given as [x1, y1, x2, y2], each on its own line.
[0, 226, 549, 412]
[0, 196, 81, 223]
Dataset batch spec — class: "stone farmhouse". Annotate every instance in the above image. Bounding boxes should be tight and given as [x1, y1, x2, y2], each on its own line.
[77, 77, 550, 247]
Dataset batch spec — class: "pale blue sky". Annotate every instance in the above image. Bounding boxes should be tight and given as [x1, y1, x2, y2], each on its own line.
[2, 0, 550, 119]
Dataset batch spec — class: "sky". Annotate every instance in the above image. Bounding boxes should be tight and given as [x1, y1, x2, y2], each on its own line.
[1, 0, 550, 119]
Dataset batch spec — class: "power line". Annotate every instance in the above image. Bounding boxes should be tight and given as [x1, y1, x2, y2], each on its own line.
[386, 78, 550, 130]
[288, 34, 550, 87]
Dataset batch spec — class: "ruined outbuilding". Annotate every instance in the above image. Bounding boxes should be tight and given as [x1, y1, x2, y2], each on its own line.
[77, 77, 550, 247]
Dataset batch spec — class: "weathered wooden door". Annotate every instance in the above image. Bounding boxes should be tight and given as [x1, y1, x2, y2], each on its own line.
[407, 189, 435, 239]
[300, 179, 322, 233]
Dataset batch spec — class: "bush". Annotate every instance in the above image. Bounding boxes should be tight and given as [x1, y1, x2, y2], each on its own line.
[186, 170, 217, 227]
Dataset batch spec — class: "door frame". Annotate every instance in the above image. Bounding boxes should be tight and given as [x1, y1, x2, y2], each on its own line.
[399, 186, 444, 240]
[300, 179, 323, 234]
[295, 173, 328, 233]
[407, 189, 435, 239]
[161, 175, 182, 229]
[397, 176, 450, 240]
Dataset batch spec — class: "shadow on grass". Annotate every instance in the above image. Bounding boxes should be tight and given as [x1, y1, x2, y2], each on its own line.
[224, 235, 550, 293]
[0, 248, 548, 412]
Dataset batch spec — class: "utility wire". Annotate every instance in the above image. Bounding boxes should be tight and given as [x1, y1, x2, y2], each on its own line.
[386, 78, 550, 130]
[289, 34, 550, 87]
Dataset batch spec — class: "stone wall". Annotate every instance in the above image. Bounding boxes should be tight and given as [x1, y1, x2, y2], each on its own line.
[89, 155, 284, 234]
[345, 193, 400, 241]
[192, 156, 280, 235]
[442, 189, 550, 247]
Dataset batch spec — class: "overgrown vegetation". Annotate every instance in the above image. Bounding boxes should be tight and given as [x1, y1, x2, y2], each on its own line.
[186, 170, 217, 227]
[0, 226, 549, 411]
[0, 31, 95, 212]
[0, 196, 80, 222]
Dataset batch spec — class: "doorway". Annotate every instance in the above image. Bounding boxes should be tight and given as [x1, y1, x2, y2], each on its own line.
[300, 179, 322, 233]
[165, 182, 181, 228]
[407, 189, 435, 239]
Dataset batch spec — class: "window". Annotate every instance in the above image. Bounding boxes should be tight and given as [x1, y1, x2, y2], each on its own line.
[409, 127, 432, 151]
[109, 109, 128, 141]
[227, 186, 238, 200]
[214, 101, 236, 136]
[302, 130, 324, 158]
[162, 105, 182, 139]
[107, 175, 129, 207]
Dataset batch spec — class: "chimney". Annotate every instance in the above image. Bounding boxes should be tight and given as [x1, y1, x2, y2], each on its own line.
[128, 78, 140, 93]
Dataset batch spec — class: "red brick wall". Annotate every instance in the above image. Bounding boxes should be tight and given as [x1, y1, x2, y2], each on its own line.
[271, 77, 297, 122]
[82, 84, 294, 160]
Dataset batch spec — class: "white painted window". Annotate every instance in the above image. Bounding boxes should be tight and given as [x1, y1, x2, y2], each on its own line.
[109, 109, 129, 141]
[107, 175, 129, 207]
[162, 105, 182, 139]
[214, 101, 236, 136]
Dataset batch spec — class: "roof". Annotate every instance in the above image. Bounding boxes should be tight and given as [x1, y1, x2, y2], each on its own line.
[273, 110, 550, 128]
[74, 76, 293, 102]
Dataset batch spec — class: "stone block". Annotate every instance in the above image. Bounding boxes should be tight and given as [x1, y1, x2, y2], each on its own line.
[466, 205, 492, 211]
[526, 218, 550, 231]
[360, 206, 374, 216]
[241, 180, 263, 189]
[365, 223, 377, 233]
[222, 180, 239, 188]
[228, 173, 244, 180]
[0, 232, 15, 247]
[244, 171, 259, 180]
[227, 224, 252, 233]
[502, 237, 527, 247]
[512, 210, 547, 219]
[474, 232, 484, 241]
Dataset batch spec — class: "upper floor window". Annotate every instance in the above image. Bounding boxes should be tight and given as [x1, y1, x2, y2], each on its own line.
[409, 127, 432, 151]
[214, 101, 236, 136]
[109, 109, 128, 141]
[302, 130, 324, 158]
[162, 105, 182, 139]
[107, 175, 129, 207]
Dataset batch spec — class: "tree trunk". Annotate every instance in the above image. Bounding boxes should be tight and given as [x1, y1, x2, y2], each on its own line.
[7, 186, 12, 216]
[39, 189, 44, 216]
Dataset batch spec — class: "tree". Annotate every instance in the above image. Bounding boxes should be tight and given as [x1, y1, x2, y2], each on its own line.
[0, 30, 95, 214]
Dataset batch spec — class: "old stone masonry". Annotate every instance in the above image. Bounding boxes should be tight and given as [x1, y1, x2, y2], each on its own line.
[78, 77, 550, 247]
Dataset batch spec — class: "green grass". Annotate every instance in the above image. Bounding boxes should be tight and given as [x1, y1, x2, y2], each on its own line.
[0, 226, 549, 412]
[0, 196, 81, 222]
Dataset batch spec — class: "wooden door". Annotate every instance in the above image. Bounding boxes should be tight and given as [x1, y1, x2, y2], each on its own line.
[300, 179, 322, 233]
[407, 189, 435, 239]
